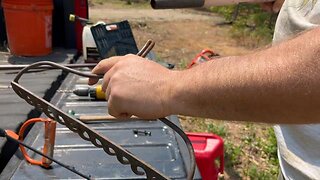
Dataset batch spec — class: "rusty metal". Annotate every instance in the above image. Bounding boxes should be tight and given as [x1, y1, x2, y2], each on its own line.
[0, 63, 97, 71]
[1, 128, 91, 179]
[10, 40, 195, 180]
[3, 118, 57, 168]
[0, 118, 92, 178]
[42, 120, 56, 167]
[137, 39, 155, 58]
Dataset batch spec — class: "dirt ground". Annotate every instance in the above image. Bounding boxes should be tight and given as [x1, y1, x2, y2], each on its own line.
[89, 2, 252, 64]
[89, 1, 278, 179]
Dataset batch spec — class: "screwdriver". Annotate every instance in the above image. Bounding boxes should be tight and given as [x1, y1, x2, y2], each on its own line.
[72, 85, 106, 100]
[71, 61, 174, 100]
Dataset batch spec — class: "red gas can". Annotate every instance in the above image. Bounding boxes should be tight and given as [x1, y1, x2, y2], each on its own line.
[187, 132, 224, 180]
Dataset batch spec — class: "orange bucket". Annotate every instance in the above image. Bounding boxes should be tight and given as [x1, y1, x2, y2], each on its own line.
[2, 0, 53, 56]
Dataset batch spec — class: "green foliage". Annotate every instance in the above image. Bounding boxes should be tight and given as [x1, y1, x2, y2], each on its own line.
[222, 123, 279, 178]
[210, 5, 235, 21]
[225, 142, 242, 167]
[261, 128, 278, 165]
[242, 123, 256, 144]
[123, 0, 149, 5]
[245, 165, 276, 180]
[177, 58, 189, 69]
[207, 123, 227, 137]
[210, 4, 277, 48]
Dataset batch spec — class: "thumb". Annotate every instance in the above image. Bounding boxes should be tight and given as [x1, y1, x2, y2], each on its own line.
[88, 57, 122, 85]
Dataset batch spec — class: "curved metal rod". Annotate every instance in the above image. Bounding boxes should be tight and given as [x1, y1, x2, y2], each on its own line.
[137, 39, 153, 57]
[13, 61, 102, 83]
[159, 118, 195, 180]
[141, 41, 155, 58]
[0, 64, 97, 71]
[14, 39, 154, 83]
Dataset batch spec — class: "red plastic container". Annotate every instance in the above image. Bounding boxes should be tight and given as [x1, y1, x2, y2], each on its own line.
[187, 132, 224, 180]
[2, 0, 53, 56]
[75, 0, 88, 53]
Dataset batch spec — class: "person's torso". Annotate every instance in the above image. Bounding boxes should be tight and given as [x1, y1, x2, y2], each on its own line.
[273, 0, 320, 179]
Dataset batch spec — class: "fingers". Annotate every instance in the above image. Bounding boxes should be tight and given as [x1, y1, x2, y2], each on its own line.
[108, 96, 132, 119]
[88, 57, 122, 85]
[108, 97, 120, 118]
[101, 65, 117, 92]
[105, 83, 111, 101]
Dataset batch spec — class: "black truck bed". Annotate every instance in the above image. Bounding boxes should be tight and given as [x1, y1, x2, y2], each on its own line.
[1, 56, 201, 179]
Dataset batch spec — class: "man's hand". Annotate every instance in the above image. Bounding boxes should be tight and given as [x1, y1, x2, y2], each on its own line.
[260, 0, 285, 13]
[88, 54, 176, 119]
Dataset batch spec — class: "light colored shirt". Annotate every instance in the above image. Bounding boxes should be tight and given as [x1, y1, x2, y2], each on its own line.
[273, 0, 320, 179]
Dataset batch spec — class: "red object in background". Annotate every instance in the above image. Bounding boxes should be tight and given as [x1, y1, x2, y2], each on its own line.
[187, 132, 224, 180]
[75, 0, 88, 53]
[187, 49, 220, 69]
[2, 0, 53, 56]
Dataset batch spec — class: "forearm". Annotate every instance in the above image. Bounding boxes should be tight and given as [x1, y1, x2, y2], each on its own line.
[169, 27, 320, 124]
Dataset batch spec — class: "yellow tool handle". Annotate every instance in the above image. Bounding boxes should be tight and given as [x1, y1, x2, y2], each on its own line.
[95, 85, 106, 100]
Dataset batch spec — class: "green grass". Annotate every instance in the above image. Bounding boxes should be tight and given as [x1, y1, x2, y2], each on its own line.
[205, 122, 279, 178]
[225, 142, 242, 166]
[245, 165, 276, 180]
[210, 4, 277, 48]
[177, 58, 190, 69]
[260, 128, 278, 165]
[207, 123, 227, 137]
